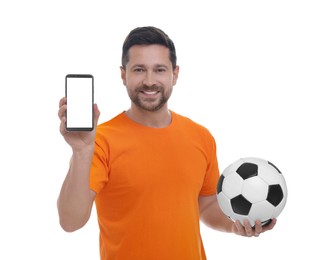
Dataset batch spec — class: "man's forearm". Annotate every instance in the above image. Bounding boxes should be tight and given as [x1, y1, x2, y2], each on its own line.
[57, 149, 95, 232]
[199, 195, 234, 233]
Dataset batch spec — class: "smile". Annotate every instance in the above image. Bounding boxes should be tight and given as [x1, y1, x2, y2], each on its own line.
[142, 91, 159, 95]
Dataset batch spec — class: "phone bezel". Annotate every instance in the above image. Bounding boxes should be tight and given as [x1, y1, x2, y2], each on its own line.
[65, 74, 94, 131]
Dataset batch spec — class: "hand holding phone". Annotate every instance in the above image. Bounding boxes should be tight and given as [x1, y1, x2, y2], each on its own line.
[65, 74, 94, 131]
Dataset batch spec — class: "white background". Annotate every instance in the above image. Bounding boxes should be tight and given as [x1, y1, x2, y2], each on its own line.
[1, 0, 332, 259]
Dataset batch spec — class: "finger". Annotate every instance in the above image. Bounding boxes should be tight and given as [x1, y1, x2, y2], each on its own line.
[58, 104, 67, 120]
[59, 97, 66, 108]
[234, 220, 244, 236]
[59, 116, 67, 135]
[243, 220, 253, 237]
[93, 103, 100, 127]
[263, 218, 277, 232]
[254, 220, 262, 237]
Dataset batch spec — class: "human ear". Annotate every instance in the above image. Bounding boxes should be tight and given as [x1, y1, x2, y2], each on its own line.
[172, 65, 180, 85]
[120, 66, 126, 86]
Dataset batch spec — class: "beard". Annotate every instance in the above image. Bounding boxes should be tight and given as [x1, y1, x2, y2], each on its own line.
[127, 85, 172, 112]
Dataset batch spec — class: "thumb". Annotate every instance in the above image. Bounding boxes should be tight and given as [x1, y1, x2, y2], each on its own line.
[93, 103, 100, 127]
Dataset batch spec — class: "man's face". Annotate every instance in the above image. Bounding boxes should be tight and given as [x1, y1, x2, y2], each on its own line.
[121, 44, 179, 112]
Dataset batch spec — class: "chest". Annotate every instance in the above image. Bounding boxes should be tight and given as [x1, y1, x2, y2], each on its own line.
[106, 134, 209, 197]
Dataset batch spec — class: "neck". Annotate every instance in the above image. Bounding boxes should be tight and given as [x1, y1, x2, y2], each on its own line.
[125, 106, 172, 128]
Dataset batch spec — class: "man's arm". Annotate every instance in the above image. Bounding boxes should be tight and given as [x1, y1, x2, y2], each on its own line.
[57, 98, 100, 232]
[57, 149, 96, 232]
[199, 195, 234, 233]
[198, 195, 276, 237]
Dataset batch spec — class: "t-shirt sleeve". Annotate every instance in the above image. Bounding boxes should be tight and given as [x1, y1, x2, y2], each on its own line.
[89, 132, 109, 194]
[199, 133, 220, 196]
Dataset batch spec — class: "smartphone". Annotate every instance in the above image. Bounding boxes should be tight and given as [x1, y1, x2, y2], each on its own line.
[65, 74, 94, 131]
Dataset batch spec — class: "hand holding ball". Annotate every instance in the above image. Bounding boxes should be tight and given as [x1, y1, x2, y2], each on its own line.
[216, 157, 287, 227]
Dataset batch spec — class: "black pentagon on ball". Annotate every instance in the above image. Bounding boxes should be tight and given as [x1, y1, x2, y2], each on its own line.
[216, 175, 224, 193]
[236, 163, 258, 180]
[267, 184, 284, 206]
[231, 195, 252, 215]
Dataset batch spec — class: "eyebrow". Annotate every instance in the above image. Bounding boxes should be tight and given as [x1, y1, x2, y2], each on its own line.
[130, 64, 169, 70]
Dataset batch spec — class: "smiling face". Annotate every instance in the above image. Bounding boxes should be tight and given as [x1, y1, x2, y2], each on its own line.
[121, 44, 179, 112]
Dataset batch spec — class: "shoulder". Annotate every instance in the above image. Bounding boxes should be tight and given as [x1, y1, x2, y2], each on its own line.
[94, 112, 128, 145]
[96, 112, 131, 135]
[172, 111, 216, 141]
[173, 111, 212, 133]
[97, 112, 127, 129]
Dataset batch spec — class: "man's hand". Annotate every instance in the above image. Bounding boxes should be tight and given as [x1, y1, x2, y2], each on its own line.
[199, 195, 277, 237]
[232, 218, 277, 237]
[58, 97, 100, 151]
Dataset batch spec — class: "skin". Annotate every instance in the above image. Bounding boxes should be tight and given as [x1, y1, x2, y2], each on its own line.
[57, 44, 276, 236]
[120, 45, 179, 128]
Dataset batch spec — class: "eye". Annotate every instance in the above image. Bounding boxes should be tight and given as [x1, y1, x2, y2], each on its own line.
[133, 68, 145, 73]
[156, 68, 167, 73]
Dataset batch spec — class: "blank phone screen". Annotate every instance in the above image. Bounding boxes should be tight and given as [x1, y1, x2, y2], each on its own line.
[66, 75, 93, 130]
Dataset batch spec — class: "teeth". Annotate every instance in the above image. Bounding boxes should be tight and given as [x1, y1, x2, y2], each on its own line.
[143, 91, 158, 95]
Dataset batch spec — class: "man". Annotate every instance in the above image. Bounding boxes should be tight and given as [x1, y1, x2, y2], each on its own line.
[58, 26, 276, 260]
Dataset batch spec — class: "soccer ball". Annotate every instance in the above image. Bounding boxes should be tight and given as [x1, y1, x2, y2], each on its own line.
[216, 157, 287, 227]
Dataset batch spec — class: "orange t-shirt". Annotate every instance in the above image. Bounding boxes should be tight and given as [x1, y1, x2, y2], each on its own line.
[90, 111, 220, 260]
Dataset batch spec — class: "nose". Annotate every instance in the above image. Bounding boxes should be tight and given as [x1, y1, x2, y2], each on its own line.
[142, 70, 156, 87]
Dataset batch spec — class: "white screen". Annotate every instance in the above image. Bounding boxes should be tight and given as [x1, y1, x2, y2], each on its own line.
[66, 77, 93, 129]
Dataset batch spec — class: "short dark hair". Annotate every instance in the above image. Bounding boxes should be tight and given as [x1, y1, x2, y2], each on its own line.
[121, 26, 177, 69]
